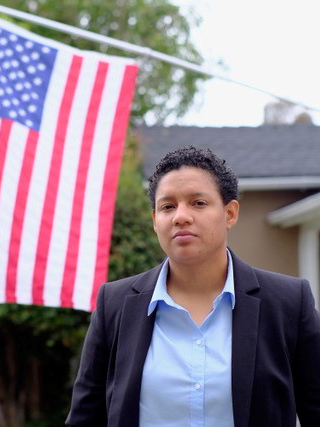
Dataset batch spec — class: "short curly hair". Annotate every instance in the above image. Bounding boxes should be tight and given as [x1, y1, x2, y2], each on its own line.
[148, 146, 239, 209]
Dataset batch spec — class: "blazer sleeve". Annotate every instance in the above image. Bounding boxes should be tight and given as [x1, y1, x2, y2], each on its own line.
[65, 285, 109, 427]
[294, 280, 320, 425]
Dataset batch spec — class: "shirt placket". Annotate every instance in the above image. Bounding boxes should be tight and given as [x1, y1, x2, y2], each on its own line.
[190, 332, 206, 427]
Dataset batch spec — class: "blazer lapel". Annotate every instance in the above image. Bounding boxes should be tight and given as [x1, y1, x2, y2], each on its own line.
[108, 265, 162, 427]
[231, 252, 261, 427]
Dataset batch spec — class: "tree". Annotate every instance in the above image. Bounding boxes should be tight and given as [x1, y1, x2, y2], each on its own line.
[0, 304, 90, 427]
[1, 0, 209, 124]
[0, 2, 208, 424]
[263, 100, 313, 125]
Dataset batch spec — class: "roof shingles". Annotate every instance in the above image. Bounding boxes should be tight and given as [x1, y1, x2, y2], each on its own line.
[137, 125, 320, 179]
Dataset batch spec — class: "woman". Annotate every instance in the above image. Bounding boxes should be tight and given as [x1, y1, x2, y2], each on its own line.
[66, 146, 320, 427]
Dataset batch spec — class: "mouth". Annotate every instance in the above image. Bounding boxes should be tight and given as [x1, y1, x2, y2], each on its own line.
[173, 231, 196, 238]
[173, 231, 196, 243]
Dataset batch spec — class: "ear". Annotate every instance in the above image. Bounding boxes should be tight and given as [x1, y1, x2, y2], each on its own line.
[151, 210, 157, 233]
[225, 200, 239, 229]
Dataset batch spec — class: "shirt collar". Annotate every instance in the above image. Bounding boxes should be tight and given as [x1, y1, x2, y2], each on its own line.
[148, 249, 236, 316]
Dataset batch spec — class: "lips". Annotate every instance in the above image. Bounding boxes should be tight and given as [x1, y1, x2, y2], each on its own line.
[173, 231, 196, 238]
[173, 231, 196, 243]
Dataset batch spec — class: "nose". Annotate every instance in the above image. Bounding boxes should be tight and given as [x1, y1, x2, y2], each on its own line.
[172, 203, 193, 225]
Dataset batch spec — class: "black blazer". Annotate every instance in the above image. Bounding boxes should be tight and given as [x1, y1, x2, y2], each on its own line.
[66, 252, 320, 427]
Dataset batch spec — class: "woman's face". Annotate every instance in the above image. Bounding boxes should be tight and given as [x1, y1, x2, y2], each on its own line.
[152, 166, 239, 266]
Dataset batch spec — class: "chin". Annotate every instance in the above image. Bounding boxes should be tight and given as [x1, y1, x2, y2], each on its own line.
[170, 252, 204, 265]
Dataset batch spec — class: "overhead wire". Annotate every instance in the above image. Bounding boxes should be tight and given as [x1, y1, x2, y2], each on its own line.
[1, 4, 320, 114]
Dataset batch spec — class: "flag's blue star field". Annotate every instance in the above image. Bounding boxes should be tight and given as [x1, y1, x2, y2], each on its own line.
[0, 27, 57, 131]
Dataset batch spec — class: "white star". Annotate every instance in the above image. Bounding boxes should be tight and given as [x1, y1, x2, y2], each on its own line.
[8, 71, 17, 80]
[0, 88, 4, 96]
[0, 38, 8, 46]
[31, 92, 39, 100]
[33, 77, 43, 86]
[3, 61, 11, 69]
[11, 59, 20, 68]
[25, 119, 33, 127]
[17, 71, 26, 78]
[9, 110, 18, 118]
[2, 99, 11, 107]
[5, 48, 13, 57]
[24, 82, 32, 89]
[25, 41, 34, 49]
[31, 51, 40, 60]
[19, 109, 26, 116]
[15, 83, 23, 91]
[28, 104, 37, 113]
[22, 93, 30, 102]
[21, 55, 30, 63]
[9, 34, 18, 42]
[15, 44, 24, 52]
[42, 46, 51, 54]
[6, 87, 13, 95]
[38, 63, 46, 71]
[27, 65, 36, 74]
[12, 98, 20, 106]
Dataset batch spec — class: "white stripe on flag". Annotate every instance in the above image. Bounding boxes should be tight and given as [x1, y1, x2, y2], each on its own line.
[0, 123, 29, 302]
[15, 52, 74, 304]
[72, 63, 126, 311]
[43, 55, 98, 307]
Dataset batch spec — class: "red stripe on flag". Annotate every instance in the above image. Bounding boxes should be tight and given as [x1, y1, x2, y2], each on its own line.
[90, 65, 138, 311]
[60, 62, 109, 308]
[0, 120, 13, 190]
[5, 130, 39, 303]
[32, 55, 83, 305]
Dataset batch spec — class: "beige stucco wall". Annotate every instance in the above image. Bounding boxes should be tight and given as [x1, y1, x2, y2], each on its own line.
[227, 190, 313, 277]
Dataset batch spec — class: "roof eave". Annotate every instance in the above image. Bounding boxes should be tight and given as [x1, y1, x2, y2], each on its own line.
[239, 176, 320, 191]
[267, 192, 320, 228]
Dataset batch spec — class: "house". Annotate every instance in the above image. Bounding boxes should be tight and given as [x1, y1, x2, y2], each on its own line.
[136, 125, 320, 308]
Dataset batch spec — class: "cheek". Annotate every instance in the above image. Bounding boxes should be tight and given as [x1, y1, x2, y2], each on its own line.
[153, 222, 167, 243]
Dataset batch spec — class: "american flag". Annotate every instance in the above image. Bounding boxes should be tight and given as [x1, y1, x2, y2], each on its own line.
[0, 18, 138, 311]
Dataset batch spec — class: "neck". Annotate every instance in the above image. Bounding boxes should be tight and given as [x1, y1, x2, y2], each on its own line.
[167, 250, 229, 296]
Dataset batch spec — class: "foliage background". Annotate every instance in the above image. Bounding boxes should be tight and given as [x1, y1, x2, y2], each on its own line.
[0, 1, 207, 425]
[1, 0, 206, 125]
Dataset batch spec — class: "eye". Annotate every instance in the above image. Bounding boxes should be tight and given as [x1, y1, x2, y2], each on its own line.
[193, 200, 207, 207]
[160, 204, 175, 211]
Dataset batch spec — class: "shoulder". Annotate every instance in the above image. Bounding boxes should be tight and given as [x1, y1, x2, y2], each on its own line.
[231, 249, 307, 295]
[89, 262, 163, 341]
[231, 249, 314, 312]
[252, 267, 314, 315]
[96, 262, 164, 307]
[253, 266, 306, 294]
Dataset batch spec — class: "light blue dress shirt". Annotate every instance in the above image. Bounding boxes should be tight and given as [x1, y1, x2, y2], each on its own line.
[140, 251, 235, 427]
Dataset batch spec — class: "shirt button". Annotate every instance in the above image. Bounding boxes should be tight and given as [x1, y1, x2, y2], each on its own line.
[195, 339, 202, 346]
[195, 383, 201, 390]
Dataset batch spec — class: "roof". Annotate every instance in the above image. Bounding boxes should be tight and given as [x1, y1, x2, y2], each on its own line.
[268, 192, 320, 228]
[136, 125, 320, 180]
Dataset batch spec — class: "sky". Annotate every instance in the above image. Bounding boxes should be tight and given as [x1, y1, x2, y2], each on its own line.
[171, 0, 320, 127]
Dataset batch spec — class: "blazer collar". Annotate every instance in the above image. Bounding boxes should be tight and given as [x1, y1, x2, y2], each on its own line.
[108, 262, 163, 427]
[131, 261, 165, 293]
[230, 249, 260, 294]
[230, 249, 261, 427]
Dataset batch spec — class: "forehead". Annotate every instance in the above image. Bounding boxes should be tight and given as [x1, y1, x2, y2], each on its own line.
[155, 166, 219, 197]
